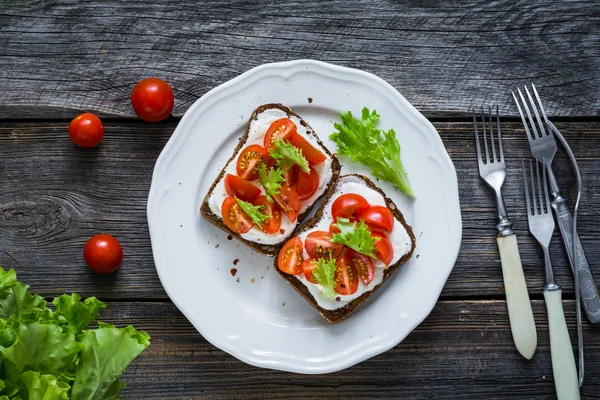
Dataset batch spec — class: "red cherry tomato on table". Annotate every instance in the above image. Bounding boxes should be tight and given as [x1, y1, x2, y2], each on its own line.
[224, 174, 261, 202]
[278, 237, 304, 275]
[131, 78, 174, 122]
[347, 250, 375, 284]
[305, 230, 344, 259]
[236, 145, 267, 181]
[289, 131, 327, 165]
[331, 193, 370, 220]
[221, 196, 253, 234]
[334, 254, 359, 295]
[69, 113, 104, 148]
[254, 196, 281, 234]
[296, 167, 320, 200]
[273, 186, 302, 222]
[264, 118, 296, 150]
[359, 205, 394, 232]
[371, 231, 394, 266]
[83, 234, 123, 274]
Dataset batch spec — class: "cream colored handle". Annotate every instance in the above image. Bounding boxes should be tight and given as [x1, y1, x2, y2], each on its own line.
[544, 289, 580, 400]
[497, 234, 537, 359]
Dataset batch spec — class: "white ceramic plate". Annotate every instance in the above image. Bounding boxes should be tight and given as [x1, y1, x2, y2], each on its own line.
[147, 60, 461, 374]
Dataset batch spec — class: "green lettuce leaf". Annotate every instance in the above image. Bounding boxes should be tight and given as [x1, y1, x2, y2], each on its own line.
[234, 198, 269, 229]
[312, 257, 337, 299]
[52, 294, 107, 334]
[19, 371, 70, 400]
[71, 323, 150, 400]
[100, 380, 126, 400]
[0, 322, 82, 382]
[258, 164, 285, 202]
[330, 108, 414, 197]
[331, 218, 379, 258]
[268, 138, 310, 173]
[0, 268, 46, 321]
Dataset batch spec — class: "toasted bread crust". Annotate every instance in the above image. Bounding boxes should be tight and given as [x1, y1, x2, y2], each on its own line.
[274, 174, 416, 323]
[200, 104, 342, 256]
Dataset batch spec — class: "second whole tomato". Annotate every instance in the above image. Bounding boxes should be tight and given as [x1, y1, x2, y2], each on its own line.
[83, 234, 123, 274]
[131, 78, 174, 122]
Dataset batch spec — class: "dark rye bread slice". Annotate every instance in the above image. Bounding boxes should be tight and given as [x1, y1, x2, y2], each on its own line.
[201, 103, 342, 256]
[274, 174, 416, 323]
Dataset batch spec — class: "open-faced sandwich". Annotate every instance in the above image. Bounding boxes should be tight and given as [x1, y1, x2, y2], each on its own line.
[274, 174, 416, 323]
[201, 104, 341, 256]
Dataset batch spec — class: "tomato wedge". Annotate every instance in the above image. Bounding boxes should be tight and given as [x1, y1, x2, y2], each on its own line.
[264, 118, 297, 150]
[278, 237, 303, 275]
[305, 231, 344, 259]
[302, 257, 319, 283]
[371, 231, 394, 266]
[331, 193, 370, 220]
[296, 166, 319, 200]
[236, 145, 267, 180]
[224, 174, 261, 202]
[359, 205, 394, 232]
[334, 254, 359, 295]
[347, 250, 375, 285]
[289, 131, 327, 165]
[254, 196, 281, 234]
[273, 186, 302, 222]
[221, 196, 253, 234]
[284, 165, 300, 187]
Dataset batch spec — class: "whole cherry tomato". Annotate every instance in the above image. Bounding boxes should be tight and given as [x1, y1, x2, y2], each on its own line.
[131, 78, 174, 122]
[69, 113, 104, 148]
[83, 234, 123, 274]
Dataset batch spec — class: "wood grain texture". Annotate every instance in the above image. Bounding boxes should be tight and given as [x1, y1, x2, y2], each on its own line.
[1, 120, 599, 301]
[90, 300, 599, 399]
[0, 0, 599, 119]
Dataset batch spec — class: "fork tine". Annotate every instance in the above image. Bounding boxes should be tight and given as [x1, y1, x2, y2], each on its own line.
[481, 107, 490, 164]
[536, 161, 544, 214]
[530, 159, 538, 214]
[518, 88, 541, 139]
[488, 106, 497, 162]
[543, 163, 551, 213]
[473, 109, 483, 165]
[496, 105, 504, 162]
[522, 161, 532, 216]
[525, 85, 549, 137]
[512, 90, 534, 142]
[532, 84, 551, 125]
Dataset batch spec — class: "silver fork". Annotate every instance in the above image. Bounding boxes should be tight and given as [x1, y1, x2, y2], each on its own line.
[523, 160, 579, 400]
[474, 106, 537, 360]
[512, 85, 600, 325]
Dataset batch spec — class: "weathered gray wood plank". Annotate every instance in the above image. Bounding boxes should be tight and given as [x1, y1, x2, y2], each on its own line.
[0, 0, 598, 119]
[1, 120, 598, 300]
[91, 300, 599, 399]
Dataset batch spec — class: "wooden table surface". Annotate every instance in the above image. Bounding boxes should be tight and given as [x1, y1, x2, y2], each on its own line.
[1, 1, 599, 398]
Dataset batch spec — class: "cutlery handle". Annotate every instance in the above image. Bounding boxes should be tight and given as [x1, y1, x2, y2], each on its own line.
[544, 289, 580, 400]
[497, 234, 537, 359]
[552, 197, 600, 324]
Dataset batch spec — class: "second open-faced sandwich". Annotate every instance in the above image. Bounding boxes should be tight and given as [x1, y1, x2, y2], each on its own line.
[201, 104, 341, 256]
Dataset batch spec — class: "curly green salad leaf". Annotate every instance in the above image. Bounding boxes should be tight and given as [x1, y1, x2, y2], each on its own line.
[331, 218, 379, 258]
[234, 197, 269, 228]
[0, 266, 150, 400]
[258, 164, 285, 202]
[268, 138, 310, 173]
[330, 107, 414, 197]
[312, 257, 337, 300]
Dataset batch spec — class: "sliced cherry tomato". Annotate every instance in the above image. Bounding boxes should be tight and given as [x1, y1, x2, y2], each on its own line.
[69, 113, 104, 148]
[264, 118, 297, 150]
[302, 258, 319, 283]
[347, 250, 375, 284]
[83, 234, 123, 274]
[254, 196, 281, 234]
[284, 165, 300, 187]
[289, 131, 327, 165]
[305, 231, 344, 259]
[278, 237, 303, 275]
[131, 77, 174, 122]
[273, 186, 302, 222]
[371, 231, 394, 266]
[221, 196, 253, 234]
[331, 193, 370, 220]
[334, 254, 359, 295]
[359, 205, 394, 232]
[236, 145, 267, 181]
[296, 166, 319, 200]
[224, 174, 261, 202]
